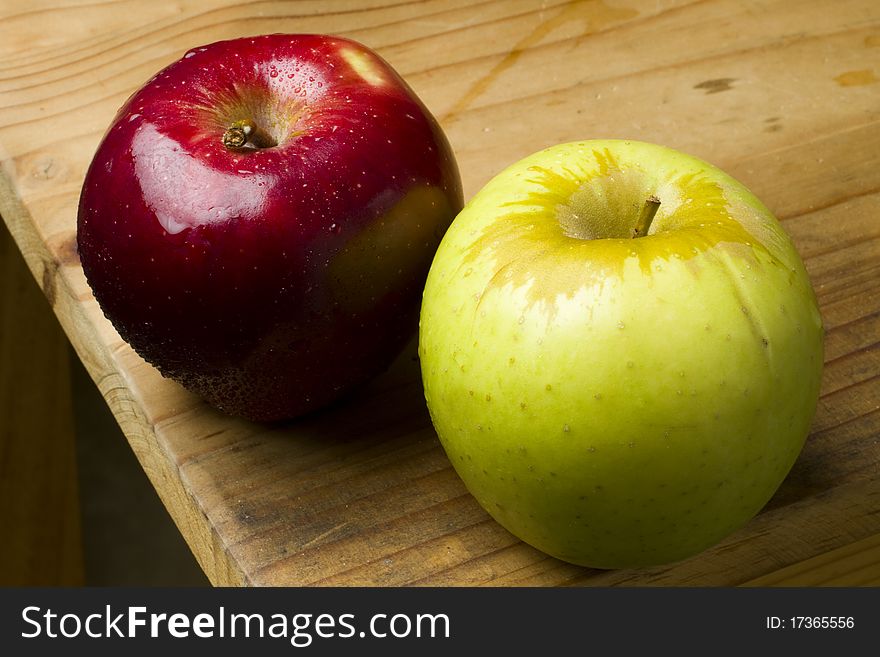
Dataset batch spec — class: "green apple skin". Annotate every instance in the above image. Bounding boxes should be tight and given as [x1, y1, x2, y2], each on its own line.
[419, 140, 823, 569]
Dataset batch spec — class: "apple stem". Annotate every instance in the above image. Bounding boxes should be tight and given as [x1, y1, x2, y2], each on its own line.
[221, 119, 277, 150]
[632, 196, 661, 238]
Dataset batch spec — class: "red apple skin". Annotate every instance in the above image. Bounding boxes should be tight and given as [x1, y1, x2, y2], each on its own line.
[77, 34, 463, 421]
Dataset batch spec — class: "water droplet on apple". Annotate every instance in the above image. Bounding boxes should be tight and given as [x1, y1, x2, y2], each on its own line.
[617, 321, 625, 329]
[626, 361, 634, 368]
[517, 316, 525, 324]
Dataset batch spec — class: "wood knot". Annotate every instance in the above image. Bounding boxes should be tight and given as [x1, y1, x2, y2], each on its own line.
[693, 78, 737, 94]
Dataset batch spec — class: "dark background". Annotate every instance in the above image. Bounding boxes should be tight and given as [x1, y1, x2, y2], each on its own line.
[71, 354, 208, 586]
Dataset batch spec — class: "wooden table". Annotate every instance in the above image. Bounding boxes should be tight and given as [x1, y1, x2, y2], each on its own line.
[2, 0, 879, 586]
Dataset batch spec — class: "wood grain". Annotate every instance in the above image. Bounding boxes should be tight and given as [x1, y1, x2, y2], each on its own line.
[744, 533, 880, 586]
[1, 0, 879, 586]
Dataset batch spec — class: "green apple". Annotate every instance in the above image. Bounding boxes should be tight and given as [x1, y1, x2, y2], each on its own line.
[419, 140, 823, 569]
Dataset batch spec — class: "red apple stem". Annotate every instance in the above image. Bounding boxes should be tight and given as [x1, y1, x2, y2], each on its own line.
[222, 119, 277, 150]
[632, 196, 661, 238]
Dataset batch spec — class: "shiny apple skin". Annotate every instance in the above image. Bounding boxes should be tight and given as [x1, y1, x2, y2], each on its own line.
[77, 34, 463, 421]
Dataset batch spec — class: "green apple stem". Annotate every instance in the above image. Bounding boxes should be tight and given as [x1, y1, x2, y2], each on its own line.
[632, 196, 661, 238]
[222, 119, 277, 150]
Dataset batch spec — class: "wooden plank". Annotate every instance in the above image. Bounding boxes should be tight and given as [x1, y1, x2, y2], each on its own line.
[744, 533, 880, 586]
[1, 0, 879, 586]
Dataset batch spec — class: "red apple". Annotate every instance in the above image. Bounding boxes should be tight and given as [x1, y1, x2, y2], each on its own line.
[77, 34, 463, 421]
